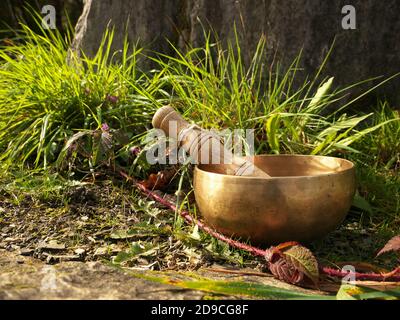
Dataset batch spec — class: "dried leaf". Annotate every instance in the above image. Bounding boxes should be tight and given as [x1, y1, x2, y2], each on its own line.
[110, 224, 170, 239]
[110, 229, 154, 239]
[100, 131, 113, 153]
[113, 129, 130, 145]
[92, 130, 112, 166]
[140, 168, 176, 190]
[377, 235, 400, 257]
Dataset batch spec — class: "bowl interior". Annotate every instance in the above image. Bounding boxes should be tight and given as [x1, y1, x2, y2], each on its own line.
[198, 155, 354, 178]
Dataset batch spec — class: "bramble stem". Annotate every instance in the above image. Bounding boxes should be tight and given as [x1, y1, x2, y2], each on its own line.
[118, 169, 400, 283]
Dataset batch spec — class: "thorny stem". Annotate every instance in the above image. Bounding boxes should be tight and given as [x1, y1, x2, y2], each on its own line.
[118, 169, 400, 283]
[321, 267, 400, 282]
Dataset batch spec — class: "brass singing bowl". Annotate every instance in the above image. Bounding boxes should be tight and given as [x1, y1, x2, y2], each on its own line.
[194, 155, 356, 245]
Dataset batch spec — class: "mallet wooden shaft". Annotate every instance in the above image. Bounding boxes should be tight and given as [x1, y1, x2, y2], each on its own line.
[152, 106, 271, 178]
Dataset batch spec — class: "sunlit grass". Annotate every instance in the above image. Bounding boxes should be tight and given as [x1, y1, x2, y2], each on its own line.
[150, 31, 397, 157]
[0, 19, 162, 169]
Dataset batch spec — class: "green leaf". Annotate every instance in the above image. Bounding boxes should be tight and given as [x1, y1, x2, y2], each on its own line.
[266, 113, 281, 153]
[311, 131, 337, 155]
[308, 77, 334, 111]
[56, 131, 92, 167]
[190, 224, 201, 241]
[121, 269, 333, 300]
[110, 223, 169, 239]
[337, 284, 400, 300]
[113, 242, 158, 264]
[338, 118, 397, 147]
[352, 193, 373, 214]
[336, 284, 361, 300]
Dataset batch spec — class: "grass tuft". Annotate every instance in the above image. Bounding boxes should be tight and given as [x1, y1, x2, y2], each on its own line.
[0, 22, 162, 169]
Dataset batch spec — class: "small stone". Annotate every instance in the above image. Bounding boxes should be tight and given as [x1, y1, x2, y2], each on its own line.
[81, 216, 89, 221]
[38, 240, 66, 251]
[46, 255, 55, 264]
[62, 255, 81, 262]
[109, 244, 123, 254]
[74, 248, 86, 256]
[20, 248, 34, 256]
[16, 257, 25, 264]
[46, 255, 81, 263]
[10, 244, 21, 251]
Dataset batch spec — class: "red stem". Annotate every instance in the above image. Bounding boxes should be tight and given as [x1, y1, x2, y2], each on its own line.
[321, 267, 400, 282]
[119, 169, 400, 283]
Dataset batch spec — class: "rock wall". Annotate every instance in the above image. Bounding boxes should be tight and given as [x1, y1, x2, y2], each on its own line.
[73, 0, 400, 106]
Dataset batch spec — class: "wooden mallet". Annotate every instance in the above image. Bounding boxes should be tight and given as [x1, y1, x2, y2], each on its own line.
[152, 106, 271, 178]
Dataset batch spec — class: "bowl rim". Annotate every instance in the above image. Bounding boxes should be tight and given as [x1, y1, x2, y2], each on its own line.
[195, 154, 355, 180]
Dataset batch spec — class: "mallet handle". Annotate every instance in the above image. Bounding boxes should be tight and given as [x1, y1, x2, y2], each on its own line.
[152, 106, 271, 178]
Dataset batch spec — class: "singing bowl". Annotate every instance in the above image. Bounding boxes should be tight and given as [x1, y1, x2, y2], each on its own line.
[193, 155, 356, 245]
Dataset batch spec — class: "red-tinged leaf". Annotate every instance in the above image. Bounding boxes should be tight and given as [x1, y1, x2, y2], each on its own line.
[377, 235, 400, 257]
[140, 169, 176, 190]
[267, 250, 304, 285]
[140, 173, 158, 189]
[282, 245, 319, 286]
[274, 241, 300, 252]
[265, 244, 319, 286]
[265, 242, 299, 263]
[264, 246, 280, 264]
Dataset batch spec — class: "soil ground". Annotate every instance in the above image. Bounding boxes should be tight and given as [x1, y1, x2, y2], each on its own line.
[0, 181, 395, 299]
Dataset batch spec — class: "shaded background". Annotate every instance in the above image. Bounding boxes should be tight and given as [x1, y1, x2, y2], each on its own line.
[0, 0, 82, 35]
[2, 0, 400, 107]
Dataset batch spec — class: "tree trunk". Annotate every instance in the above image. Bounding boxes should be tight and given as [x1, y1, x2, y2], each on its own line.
[73, 0, 400, 106]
